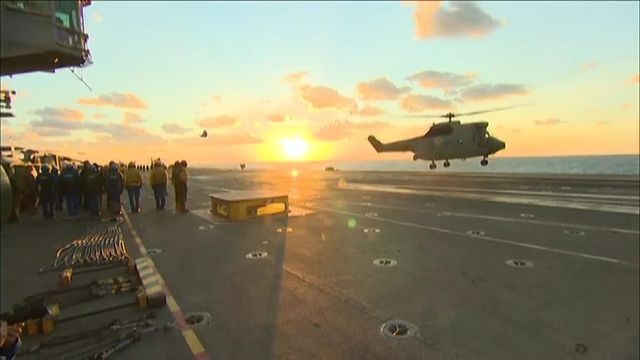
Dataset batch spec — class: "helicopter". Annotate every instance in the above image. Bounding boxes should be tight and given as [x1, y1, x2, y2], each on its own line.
[367, 106, 514, 169]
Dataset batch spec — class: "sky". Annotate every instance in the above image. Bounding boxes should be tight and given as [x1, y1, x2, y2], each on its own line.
[1, 1, 638, 165]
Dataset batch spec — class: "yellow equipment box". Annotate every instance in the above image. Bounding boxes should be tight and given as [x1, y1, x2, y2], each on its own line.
[209, 191, 289, 221]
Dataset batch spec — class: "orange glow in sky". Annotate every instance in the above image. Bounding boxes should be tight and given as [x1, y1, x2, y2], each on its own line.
[0, 2, 637, 165]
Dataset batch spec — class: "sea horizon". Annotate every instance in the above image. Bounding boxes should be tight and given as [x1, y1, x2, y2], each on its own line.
[191, 154, 640, 175]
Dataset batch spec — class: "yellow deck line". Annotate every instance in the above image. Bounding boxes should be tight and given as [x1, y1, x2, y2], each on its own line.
[122, 211, 208, 358]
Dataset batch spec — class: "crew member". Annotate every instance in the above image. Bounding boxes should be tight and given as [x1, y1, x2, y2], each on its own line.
[105, 161, 124, 217]
[35, 164, 57, 219]
[79, 160, 92, 211]
[60, 163, 81, 217]
[84, 164, 102, 216]
[100, 164, 110, 212]
[124, 161, 143, 213]
[149, 161, 168, 210]
[23, 164, 38, 214]
[92, 163, 104, 211]
[172, 160, 189, 213]
[2, 163, 20, 223]
[52, 166, 63, 211]
[0, 320, 22, 360]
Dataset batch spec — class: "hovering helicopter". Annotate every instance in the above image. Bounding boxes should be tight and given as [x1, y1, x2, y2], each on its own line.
[368, 106, 514, 169]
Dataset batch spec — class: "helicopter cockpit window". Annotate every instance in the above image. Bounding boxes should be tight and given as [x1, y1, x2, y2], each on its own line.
[484, 132, 491, 143]
[424, 124, 453, 138]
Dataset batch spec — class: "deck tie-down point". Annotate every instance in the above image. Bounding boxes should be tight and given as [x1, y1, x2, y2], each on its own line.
[505, 259, 534, 268]
[245, 251, 268, 259]
[373, 258, 398, 267]
[379, 320, 418, 340]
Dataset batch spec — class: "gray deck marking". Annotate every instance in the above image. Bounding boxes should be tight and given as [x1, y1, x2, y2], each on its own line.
[330, 200, 640, 235]
[340, 183, 639, 215]
[311, 205, 638, 267]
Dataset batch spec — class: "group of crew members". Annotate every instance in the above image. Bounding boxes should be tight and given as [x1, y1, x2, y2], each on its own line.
[1, 159, 190, 222]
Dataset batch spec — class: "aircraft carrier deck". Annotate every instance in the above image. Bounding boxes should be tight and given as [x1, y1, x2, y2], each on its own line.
[2, 169, 639, 360]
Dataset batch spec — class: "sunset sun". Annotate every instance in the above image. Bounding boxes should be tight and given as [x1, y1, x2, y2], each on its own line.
[281, 137, 309, 160]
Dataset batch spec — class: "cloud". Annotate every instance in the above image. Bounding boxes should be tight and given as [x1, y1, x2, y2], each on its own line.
[201, 95, 222, 106]
[162, 122, 191, 134]
[459, 83, 529, 102]
[207, 133, 263, 145]
[353, 106, 385, 117]
[267, 114, 285, 123]
[196, 115, 239, 128]
[94, 113, 104, 119]
[399, 94, 453, 112]
[296, 84, 357, 112]
[632, 74, 639, 84]
[93, 13, 103, 23]
[29, 107, 158, 142]
[33, 107, 84, 121]
[282, 71, 308, 84]
[356, 78, 410, 101]
[406, 70, 476, 89]
[314, 119, 388, 141]
[411, 1, 502, 39]
[123, 112, 144, 124]
[77, 92, 148, 109]
[579, 62, 598, 70]
[33, 128, 72, 137]
[31, 118, 83, 130]
[596, 120, 610, 126]
[97, 124, 157, 141]
[534, 118, 566, 126]
[30, 107, 85, 131]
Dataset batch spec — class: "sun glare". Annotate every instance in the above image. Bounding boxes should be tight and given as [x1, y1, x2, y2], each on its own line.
[281, 137, 309, 160]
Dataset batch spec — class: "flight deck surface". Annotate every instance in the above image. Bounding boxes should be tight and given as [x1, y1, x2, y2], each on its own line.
[2, 169, 638, 360]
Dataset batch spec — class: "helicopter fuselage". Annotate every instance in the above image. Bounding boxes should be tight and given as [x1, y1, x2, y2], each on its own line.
[368, 121, 506, 163]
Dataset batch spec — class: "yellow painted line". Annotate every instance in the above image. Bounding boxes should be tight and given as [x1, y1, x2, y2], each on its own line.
[167, 295, 180, 313]
[122, 211, 208, 359]
[146, 284, 164, 295]
[182, 329, 205, 354]
[138, 267, 154, 278]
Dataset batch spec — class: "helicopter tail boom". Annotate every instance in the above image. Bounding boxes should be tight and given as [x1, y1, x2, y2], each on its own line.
[367, 135, 413, 153]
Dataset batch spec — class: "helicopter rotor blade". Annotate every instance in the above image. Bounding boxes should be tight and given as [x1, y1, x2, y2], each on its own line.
[402, 103, 531, 119]
[454, 103, 530, 117]
[403, 114, 450, 119]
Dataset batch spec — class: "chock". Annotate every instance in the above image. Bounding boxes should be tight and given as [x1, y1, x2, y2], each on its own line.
[60, 268, 73, 287]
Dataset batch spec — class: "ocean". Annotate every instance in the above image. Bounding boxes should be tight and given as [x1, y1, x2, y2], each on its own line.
[200, 155, 640, 175]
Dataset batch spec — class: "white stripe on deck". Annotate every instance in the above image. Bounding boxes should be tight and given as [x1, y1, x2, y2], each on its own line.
[330, 200, 640, 235]
[311, 205, 638, 267]
[339, 183, 640, 215]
